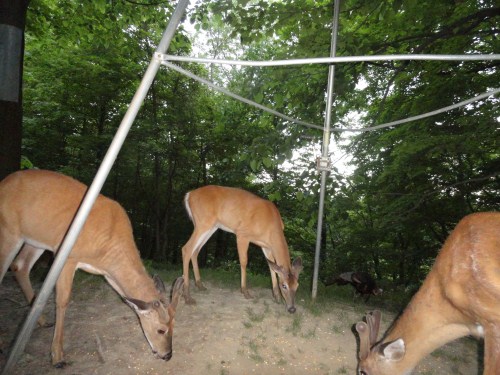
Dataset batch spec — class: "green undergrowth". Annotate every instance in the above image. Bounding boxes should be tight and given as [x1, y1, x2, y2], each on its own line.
[29, 258, 414, 318]
[143, 260, 414, 318]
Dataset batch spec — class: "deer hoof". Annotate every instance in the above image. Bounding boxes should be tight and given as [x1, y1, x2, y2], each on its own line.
[241, 288, 253, 299]
[40, 320, 54, 328]
[195, 281, 207, 291]
[54, 361, 67, 369]
[184, 295, 197, 305]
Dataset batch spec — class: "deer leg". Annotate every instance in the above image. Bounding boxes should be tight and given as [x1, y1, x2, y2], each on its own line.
[269, 266, 281, 303]
[262, 249, 280, 303]
[51, 262, 77, 368]
[181, 240, 195, 305]
[0, 230, 24, 283]
[236, 237, 252, 299]
[11, 245, 52, 327]
[191, 259, 207, 291]
[482, 328, 500, 375]
[181, 226, 216, 304]
[191, 249, 207, 291]
[267, 257, 281, 302]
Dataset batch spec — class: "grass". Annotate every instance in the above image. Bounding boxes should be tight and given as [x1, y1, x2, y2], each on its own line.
[140, 258, 414, 313]
[302, 325, 317, 339]
[38, 257, 411, 326]
[247, 338, 264, 363]
[272, 347, 287, 366]
[63, 257, 410, 326]
[286, 312, 304, 336]
[24, 259, 481, 374]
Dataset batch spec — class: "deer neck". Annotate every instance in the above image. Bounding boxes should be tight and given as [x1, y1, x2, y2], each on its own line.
[270, 236, 291, 267]
[383, 272, 470, 372]
[263, 239, 291, 271]
[97, 245, 160, 302]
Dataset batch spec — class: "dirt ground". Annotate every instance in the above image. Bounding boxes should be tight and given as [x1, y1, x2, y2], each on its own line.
[0, 271, 481, 375]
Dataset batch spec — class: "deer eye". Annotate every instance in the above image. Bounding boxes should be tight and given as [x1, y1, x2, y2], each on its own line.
[281, 283, 288, 290]
[360, 371, 368, 375]
[157, 329, 166, 335]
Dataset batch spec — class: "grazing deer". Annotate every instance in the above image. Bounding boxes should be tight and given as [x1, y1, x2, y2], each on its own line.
[181, 185, 302, 313]
[0, 169, 184, 367]
[355, 212, 500, 375]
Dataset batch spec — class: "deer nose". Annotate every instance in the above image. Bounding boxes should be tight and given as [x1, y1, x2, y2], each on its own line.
[287, 306, 296, 314]
[162, 350, 173, 361]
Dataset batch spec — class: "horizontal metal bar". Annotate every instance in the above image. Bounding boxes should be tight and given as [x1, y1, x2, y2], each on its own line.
[159, 53, 500, 67]
[159, 62, 500, 133]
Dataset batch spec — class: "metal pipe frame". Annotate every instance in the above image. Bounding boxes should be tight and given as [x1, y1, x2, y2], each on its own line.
[3, 2, 499, 372]
[311, 0, 341, 301]
[160, 53, 500, 67]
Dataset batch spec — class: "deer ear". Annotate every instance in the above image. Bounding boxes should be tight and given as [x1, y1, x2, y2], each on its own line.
[380, 338, 405, 361]
[292, 257, 303, 275]
[267, 259, 285, 276]
[153, 274, 167, 295]
[125, 297, 151, 313]
[153, 274, 169, 304]
[169, 277, 184, 310]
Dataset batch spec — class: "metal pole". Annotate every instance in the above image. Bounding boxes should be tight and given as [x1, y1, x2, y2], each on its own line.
[1, 1, 190, 373]
[160, 53, 500, 67]
[312, 0, 341, 301]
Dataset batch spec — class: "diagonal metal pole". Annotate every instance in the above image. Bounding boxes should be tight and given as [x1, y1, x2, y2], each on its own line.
[312, 0, 341, 301]
[1, 0, 190, 373]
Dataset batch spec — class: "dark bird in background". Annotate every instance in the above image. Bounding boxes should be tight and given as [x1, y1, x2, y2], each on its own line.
[324, 271, 383, 302]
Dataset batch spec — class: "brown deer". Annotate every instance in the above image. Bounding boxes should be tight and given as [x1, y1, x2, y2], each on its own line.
[0, 169, 184, 367]
[355, 212, 500, 375]
[181, 185, 302, 313]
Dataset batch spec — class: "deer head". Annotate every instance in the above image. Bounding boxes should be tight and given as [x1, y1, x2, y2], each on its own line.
[356, 310, 406, 375]
[268, 257, 303, 313]
[126, 276, 184, 361]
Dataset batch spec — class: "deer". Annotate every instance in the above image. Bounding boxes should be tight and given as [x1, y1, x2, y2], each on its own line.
[355, 211, 500, 375]
[181, 185, 303, 313]
[0, 169, 184, 368]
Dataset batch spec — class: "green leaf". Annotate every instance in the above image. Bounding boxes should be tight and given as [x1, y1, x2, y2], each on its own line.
[95, 0, 106, 14]
[250, 159, 259, 171]
[262, 156, 273, 168]
[296, 191, 304, 201]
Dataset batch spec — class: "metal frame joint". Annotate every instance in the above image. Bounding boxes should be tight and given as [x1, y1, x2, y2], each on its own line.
[316, 156, 332, 172]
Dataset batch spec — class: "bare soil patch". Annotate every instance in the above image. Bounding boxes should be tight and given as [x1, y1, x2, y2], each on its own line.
[1, 272, 480, 374]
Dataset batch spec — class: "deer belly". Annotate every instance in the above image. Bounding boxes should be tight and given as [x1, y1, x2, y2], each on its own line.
[77, 262, 104, 275]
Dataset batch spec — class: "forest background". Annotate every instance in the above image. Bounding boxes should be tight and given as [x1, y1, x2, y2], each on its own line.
[17, 0, 499, 296]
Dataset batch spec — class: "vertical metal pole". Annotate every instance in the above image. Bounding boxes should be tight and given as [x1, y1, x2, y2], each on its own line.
[311, 0, 341, 301]
[1, 1, 190, 373]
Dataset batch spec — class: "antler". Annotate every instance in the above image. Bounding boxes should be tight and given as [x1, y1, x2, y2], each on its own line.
[367, 310, 381, 345]
[356, 310, 382, 360]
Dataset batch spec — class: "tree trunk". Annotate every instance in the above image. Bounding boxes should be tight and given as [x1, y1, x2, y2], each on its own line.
[0, 0, 29, 180]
